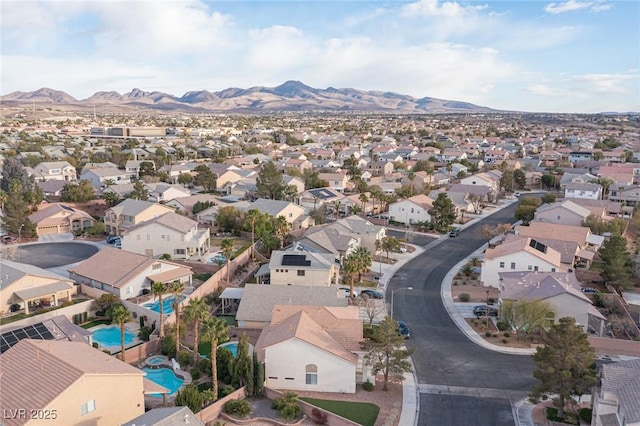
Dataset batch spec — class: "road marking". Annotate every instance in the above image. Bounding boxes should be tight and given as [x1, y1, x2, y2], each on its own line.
[418, 384, 528, 400]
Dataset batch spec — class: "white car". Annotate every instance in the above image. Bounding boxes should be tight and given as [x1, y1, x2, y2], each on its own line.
[338, 287, 358, 298]
[514, 192, 521, 197]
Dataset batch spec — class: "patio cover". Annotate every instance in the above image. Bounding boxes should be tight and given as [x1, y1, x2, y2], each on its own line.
[254, 263, 270, 277]
[577, 249, 596, 261]
[220, 287, 244, 300]
[143, 378, 169, 395]
[14, 281, 73, 301]
[147, 266, 192, 283]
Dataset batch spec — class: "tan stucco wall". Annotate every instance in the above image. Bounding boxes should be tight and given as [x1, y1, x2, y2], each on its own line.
[270, 267, 335, 286]
[482, 251, 565, 288]
[0, 276, 76, 314]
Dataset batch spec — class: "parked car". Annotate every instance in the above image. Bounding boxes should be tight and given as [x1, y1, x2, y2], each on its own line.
[338, 287, 358, 298]
[1, 235, 17, 244]
[581, 287, 599, 294]
[107, 235, 121, 244]
[514, 192, 521, 197]
[114, 240, 122, 249]
[473, 305, 499, 316]
[360, 289, 384, 299]
[397, 320, 411, 339]
[449, 228, 461, 238]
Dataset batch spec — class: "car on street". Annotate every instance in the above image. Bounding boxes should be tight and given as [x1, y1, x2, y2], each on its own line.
[107, 235, 121, 244]
[397, 320, 411, 339]
[473, 305, 499, 316]
[360, 289, 384, 299]
[449, 228, 461, 237]
[514, 192, 521, 197]
[1, 235, 17, 244]
[338, 287, 358, 298]
[114, 240, 122, 249]
[581, 287, 599, 294]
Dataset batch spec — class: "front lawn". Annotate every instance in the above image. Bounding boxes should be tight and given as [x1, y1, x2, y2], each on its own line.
[300, 397, 379, 426]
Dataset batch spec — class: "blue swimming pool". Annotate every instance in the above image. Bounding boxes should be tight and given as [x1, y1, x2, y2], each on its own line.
[143, 295, 185, 315]
[143, 367, 184, 397]
[221, 342, 239, 357]
[92, 326, 135, 347]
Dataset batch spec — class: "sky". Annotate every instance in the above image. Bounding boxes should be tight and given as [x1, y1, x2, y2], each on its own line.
[1, 0, 639, 113]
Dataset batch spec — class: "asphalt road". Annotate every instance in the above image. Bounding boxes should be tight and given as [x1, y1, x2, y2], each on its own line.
[10, 242, 98, 268]
[387, 202, 536, 426]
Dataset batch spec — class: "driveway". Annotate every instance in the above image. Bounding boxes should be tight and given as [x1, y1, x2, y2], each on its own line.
[388, 201, 536, 426]
[12, 242, 99, 269]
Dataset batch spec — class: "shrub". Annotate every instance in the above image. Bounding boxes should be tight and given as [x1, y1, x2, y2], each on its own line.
[198, 359, 212, 375]
[178, 351, 192, 367]
[485, 331, 492, 337]
[190, 368, 200, 381]
[138, 326, 152, 341]
[224, 399, 251, 418]
[272, 392, 302, 421]
[496, 321, 509, 331]
[503, 332, 511, 338]
[362, 380, 374, 391]
[311, 407, 328, 425]
[502, 338, 508, 343]
[220, 385, 235, 398]
[160, 333, 177, 359]
[458, 293, 470, 302]
[579, 408, 592, 423]
[160, 253, 171, 260]
[92, 342, 99, 349]
[280, 404, 303, 421]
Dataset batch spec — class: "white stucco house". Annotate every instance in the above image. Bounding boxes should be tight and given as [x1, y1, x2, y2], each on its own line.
[255, 305, 368, 393]
[121, 211, 210, 260]
[268, 251, 339, 287]
[481, 236, 566, 288]
[564, 182, 603, 200]
[591, 358, 640, 426]
[388, 194, 434, 225]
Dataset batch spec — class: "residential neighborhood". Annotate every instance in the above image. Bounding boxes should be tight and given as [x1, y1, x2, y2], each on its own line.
[1, 110, 639, 426]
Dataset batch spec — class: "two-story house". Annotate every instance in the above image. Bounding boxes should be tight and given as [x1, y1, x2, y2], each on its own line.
[33, 161, 76, 182]
[121, 211, 210, 260]
[104, 199, 175, 235]
[268, 251, 339, 287]
[388, 194, 435, 225]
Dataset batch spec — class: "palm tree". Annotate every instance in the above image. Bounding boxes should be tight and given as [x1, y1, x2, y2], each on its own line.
[331, 200, 342, 220]
[358, 193, 369, 216]
[109, 304, 132, 361]
[201, 317, 229, 400]
[220, 238, 234, 283]
[151, 281, 167, 338]
[341, 255, 358, 300]
[352, 246, 373, 284]
[183, 297, 210, 363]
[244, 209, 262, 261]
[272, 216, 290, 249]
[170, 280, 185, 356]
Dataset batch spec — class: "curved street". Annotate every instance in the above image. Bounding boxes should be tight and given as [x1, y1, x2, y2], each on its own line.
[388, 202, 536, 426]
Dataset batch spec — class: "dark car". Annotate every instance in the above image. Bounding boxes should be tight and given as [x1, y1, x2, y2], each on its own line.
[1, 235, 17, 244]
[449, 228, 461, 237]
[107, 235, 121, 244]
[360, 289, 384, 299]
[473, 305, 499, 316]
[397, 320, 411, 339]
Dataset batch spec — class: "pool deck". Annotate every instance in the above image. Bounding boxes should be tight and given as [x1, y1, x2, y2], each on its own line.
[141, 356, 193, 407]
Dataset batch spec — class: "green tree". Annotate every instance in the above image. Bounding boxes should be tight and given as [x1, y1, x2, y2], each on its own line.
[138, 161, 156, 178]
[302, 169, 328, 189]
[175, 384, 214, 413]
[215, 206, 241, 232]
[272, 216, 291, 249]
[359, 193, 369, 214]
[102, 190, 120, 206]
[108, 304, 132, 361]
[194, 165, 217, 192]
[341, 254, 358, 299]
[363, 316, 414, 391]
[530, 317, 596, 418]
[380, 236, 401, 260]
[220, 238, 234, 282]
[352, 246, 372, 284]
[256, 161, 285, 200]
[60, 180, 95, 202]
[243, 209, 263, 260]
[541, 193, 556, 204]
[170, 281, 185, 355]
[252, 351, 264, 397]
[91, 293, 120, 315]
[201, 317, 229, 400]
[128, 180, 149, 201]
[513, 169, 526, 189]
[429, 193, 457, 232]
[515, 197, 541, 224]
[2, 192, 35, 236]
[151, 281, 168, 338]
[500, 169, 515, 193]
[183, 297, 211, 363]
[500, 299, 555, 340]
[541, 174, 558, 190]
[599, 235, 633, 291]
[231, 333, 254, 395]
[177, 172, 193, 187]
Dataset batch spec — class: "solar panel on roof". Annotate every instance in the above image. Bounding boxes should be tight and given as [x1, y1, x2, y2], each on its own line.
[15, 330, 28, 339]
[60, 205, 75, 212]
[4, 334, 18, 344]
[34, 323, 48, 333]
[529, 239, 547, 253]
[40, 329, 54, 339]
[281, 254, 311, 267]
[0, 322, 56, 353]
[26, 329, 40, 338]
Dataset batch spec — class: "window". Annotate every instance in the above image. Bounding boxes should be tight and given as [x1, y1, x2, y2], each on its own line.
[499, 262, 505, 268]
[81, 400, 96, 416]
[126, 286, 133, 295]
[551, 268, 556, 272]
[152, 263, 161, 270]
[528, 265, 533, 270]
[305, 364, 318, 385]
[510, 262, 516, 270]
[175, 249, 185, 255]
[533, 266, 539, 271]
[297, 270, 305, 276]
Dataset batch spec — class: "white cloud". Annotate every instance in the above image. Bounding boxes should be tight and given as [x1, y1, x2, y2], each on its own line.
[570, 72, 638, 93]
[401, 0, 487, 18]
[544, 0, 595, 14]
[590, 4, 612, 12]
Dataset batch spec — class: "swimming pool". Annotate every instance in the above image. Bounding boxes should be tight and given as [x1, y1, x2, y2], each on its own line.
[92, 326, 135, 348]
[143, 295, 185, 315]
[146, 355, 168, 365]
[220, 342, 239, 357]
[143, 367, 184, 397]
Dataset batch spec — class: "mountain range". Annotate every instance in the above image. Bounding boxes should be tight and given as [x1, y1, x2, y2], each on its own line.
[0, 80, 495, 113]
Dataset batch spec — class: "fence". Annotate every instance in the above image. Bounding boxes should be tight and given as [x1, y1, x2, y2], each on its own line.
[0, 299, 94, 331]
[195, 386, 246, 424]
[122, 339, 161, 364]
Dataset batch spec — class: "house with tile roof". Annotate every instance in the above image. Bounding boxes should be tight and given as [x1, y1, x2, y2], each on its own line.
[235, 284, 347, 329]
[533, 200, 594, 226]
[68, 247, 192, 299]
[514, 222, 604, 260]
[295, 227, 360, 259]
[0, 260, 76, 315]
[123, 406, 204, 426]
[121, 211, 210, 260]
[498, 271, 605, 335]
[104, 198, 175, 235]
[608, 185, 640, 215]
[564, 182, 603, 200]
[33, 160, 76, 182]
[145, 182, 191, 203]
[388, 194, 435, 225]
[255, 305, 367, 393]
[79, 166, 133, 189]
[591, 358, 640, 426]
[27, 203, 96, 236]
[0, 339, 155, 426]
[268, 251, 339, 287]
[481, 236, 566, 288]
[238, 198, 310, 229]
